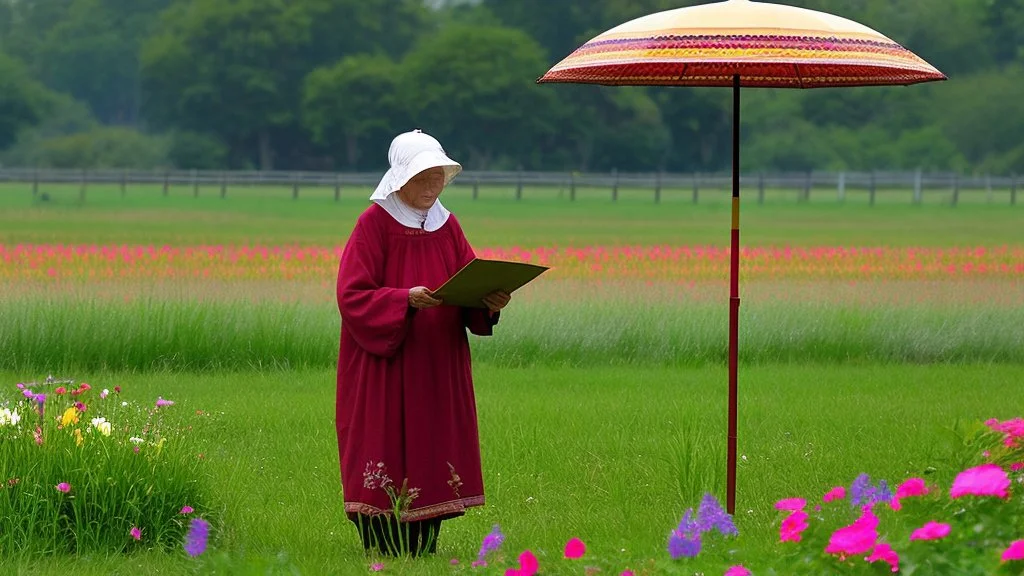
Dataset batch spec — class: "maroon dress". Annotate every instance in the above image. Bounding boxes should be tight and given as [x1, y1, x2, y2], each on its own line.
[335, 203, 497, 523]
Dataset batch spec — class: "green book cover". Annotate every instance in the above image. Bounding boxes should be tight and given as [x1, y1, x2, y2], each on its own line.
[432, 258, 550, 308]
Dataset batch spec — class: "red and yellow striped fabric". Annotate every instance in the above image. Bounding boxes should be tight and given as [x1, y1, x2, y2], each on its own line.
[537, 0, 945, 88]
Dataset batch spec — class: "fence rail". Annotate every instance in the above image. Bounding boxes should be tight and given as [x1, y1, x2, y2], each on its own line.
[0, 167, 1018, 206]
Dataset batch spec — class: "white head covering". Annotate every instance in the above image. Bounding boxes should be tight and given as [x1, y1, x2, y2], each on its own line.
[371, 130, 461, 231]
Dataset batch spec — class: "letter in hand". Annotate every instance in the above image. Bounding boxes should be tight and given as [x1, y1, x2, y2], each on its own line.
[481, 290, 511, 313]
[409, 286, 442, 309]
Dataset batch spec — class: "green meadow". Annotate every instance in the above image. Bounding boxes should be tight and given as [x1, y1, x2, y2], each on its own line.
[0, 182, 1022, 574]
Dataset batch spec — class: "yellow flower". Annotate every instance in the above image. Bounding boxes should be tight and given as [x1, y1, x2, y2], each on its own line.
[73, 428, 83, 446]
[97, 421, 112, 436]
[61, 407, 79, 427]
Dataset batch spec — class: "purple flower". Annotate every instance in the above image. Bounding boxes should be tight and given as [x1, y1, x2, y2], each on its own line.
[183, 518, 209, 557]
[667, 529, 701, 559]
[875, 479, 893, 504]
[156, 397, 174, 408]
[850, 473, 893, 507]
[476, 524, 504, 563]
[22, 389, 33, 399]
[668, 509, 702, 558]
[696, 493, 738, 536]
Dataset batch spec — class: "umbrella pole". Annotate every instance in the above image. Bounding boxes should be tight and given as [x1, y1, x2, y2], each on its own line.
[727, 74, 740, 515]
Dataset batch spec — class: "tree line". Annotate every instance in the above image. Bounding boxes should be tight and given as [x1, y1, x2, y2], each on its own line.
[1, 0, 1022, 174]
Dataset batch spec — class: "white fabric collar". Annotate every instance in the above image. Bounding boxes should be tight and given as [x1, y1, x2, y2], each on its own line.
[374, 193, 450, 231]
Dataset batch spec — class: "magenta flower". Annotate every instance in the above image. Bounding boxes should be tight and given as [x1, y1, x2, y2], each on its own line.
[55, 482, 71, 493]
[184, 518, 209, 557]
[130, 526, 142, 540]
[505, 550, 538, 576]
[156, 397, 174, 408]
[866, 542, 900, 572]
[724, 564, 751, 576]
[780, 510, 809, 542]
[370, 562, 384, 571]
[1002, 540, 1024, 562]
[181, 506, 194, 514]
[910, 521, 951, 541]
[1012, 462, 1024, 472]
[895, 478, 928, 498]
[564, 537, 586, 559]
[475, 524, 504, 566]
[74, 401, 86, 413]
[775, 498, 806, 511]
[950, 463, 1010, 499]
[825, 507, 879, 557]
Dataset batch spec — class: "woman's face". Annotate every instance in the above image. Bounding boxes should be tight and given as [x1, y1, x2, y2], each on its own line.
[398, 167, 446, 210]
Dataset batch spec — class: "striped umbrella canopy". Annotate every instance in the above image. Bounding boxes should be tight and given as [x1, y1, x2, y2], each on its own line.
[537, 0, 945, 516]
[537, 0, 946, 88]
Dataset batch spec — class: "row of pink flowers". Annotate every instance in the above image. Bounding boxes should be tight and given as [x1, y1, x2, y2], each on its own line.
[2, 244, 1022, 281]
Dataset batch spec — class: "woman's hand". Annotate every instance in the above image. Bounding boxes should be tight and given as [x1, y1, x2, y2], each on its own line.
[409, 286, 442, 309]
[481, 290, 511, 313]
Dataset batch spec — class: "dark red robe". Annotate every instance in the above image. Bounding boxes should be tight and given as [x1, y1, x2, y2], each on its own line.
[335, 203, 498, 522]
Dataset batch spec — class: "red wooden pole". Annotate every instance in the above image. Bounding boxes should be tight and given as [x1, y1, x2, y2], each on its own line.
[727, 74, 741, 515]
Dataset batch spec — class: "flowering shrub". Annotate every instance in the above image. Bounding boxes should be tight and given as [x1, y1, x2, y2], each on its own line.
[0, 376, 216, 555]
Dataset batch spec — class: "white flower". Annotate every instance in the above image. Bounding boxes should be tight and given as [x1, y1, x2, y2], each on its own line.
[100, 389, 109, 399]
[91, 417, 107, 428]
[129, 437, 144, 444]
[9, 410, 19, 427]
[121, 401, 128, 407]
[97, 421, 112, 436]
[0, 408, 12, 426]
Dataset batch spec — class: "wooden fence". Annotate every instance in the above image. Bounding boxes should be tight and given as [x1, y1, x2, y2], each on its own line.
[0, 167, 1018, 206]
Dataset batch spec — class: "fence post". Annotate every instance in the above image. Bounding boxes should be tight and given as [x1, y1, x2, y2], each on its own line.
[837, 172, 845, 203]
[120, 170, 127, 197]
[951, 173, 959, 207]
[191, 169, 198, 197]
[32, 168, 39, 197]
[758, 172, 765, 204]
[913, 168, 922, 205]
[611, 168, 619, 202]
[1012, 173, 1018, 206]
[472, 177, 479, 200]
[654, 170, 662, 204]
[79, 169, 87, 204]
[292, 174, 300, 200]
[163, 170, 170, 196]
[869, 171, 876, 206]
[803, 171, 812, 202]
[516, 168, 523, 201]
[334, 174, 341, 202]
[986, 173, 993, 204]
[220, 173, 227, 199]
[692, 172, 699, 204]
[569, 172, 576, 201]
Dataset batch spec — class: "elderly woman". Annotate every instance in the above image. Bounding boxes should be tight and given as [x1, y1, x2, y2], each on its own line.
[335, 130, 510, 557]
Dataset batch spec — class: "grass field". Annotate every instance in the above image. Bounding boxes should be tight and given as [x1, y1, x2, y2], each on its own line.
[1, 183, 1022, 574]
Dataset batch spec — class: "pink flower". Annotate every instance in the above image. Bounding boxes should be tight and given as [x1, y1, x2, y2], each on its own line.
[130, 526, 142, 540]
[866, 542, 900, 572]
[180, 506, 194, 514]
[621, 572, 635, 576]
[505, 550, 538, 576]
[774, 498, 806, 511]
[950, 463, 1011, 499]
[564, 537, 586, 559]
[370, 562, 384, 571]
[55, 482, 71, 493]
[1001, 540, 1024, 562]
[155, 397, 174, 408]
[1011, 463, 1023, 472]
[780, 510, 809, 543]
[895, 478, 928, 498]
[823, 486, 846, 502]
[910, 521, 951, 541]
[54, 387, 67, 395]
[724, 565, 752, 576]
[825, 507, 879, 557]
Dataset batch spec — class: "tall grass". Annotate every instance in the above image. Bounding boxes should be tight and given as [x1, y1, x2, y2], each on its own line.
[2, 286, 1023, 373]
[2, 364, 1020, 574]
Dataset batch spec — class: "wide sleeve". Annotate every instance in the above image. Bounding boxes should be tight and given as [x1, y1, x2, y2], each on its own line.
[449, 216, 500, 336]
[336, 217, 414, 357]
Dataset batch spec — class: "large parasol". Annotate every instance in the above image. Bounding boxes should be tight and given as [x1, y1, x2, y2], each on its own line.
[537, 0, 945, 514]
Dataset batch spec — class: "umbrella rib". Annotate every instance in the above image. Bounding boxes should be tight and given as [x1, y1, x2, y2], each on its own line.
[794, 63, 806, 89]
[676, 64, 689, 81]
